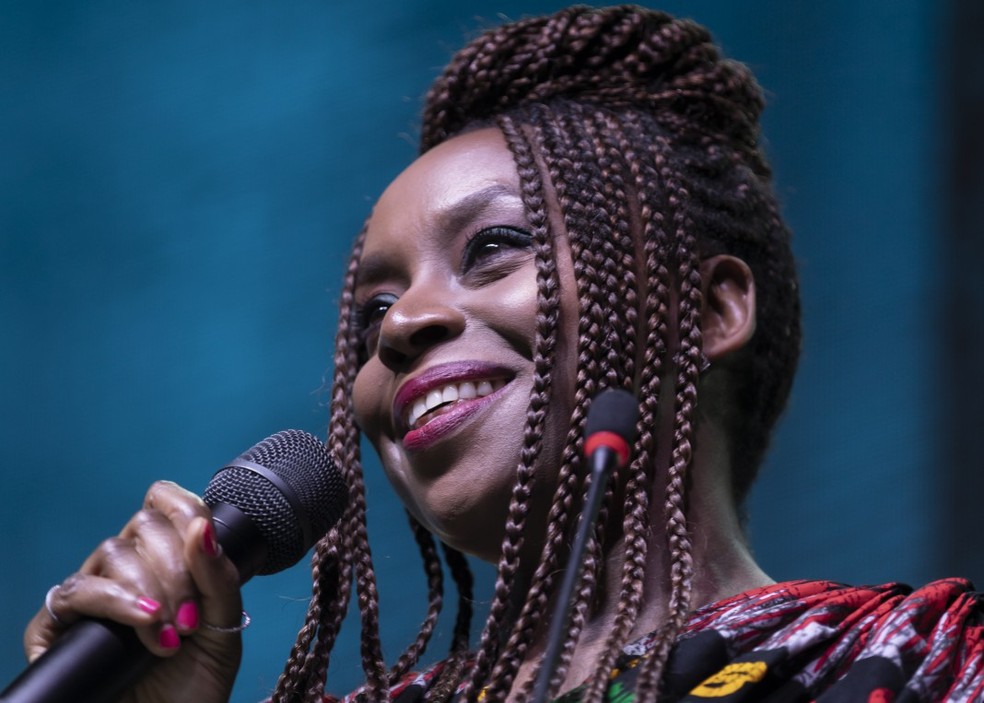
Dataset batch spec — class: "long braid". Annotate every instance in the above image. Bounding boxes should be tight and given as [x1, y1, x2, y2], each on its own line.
[459, 107, 561, 703]
[573, 118, 647, 658]
[273, 229, 366, 702]
[387, 515, 445, 684]
[588, 111, 683, 703]
[272, 533, 342, 702]
[471, 110, 567, 703]
[425, 544, 474, 703]
[326, 225, 389, 701]
[299, 535, 345, 701]
[582, 108, 673, 703]
[555, 110, 645, 647]
[482, 99, 640, 703]
[633, 128, 703, 703]
[509, 100, 657, 703]
[442, 544, 474, 656]
[343, 449, 387, 692]
[510, 104, 617, 703]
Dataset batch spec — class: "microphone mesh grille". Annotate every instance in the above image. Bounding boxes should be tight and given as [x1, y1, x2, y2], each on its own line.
[584, 389, 639, 440]
[203, 430, 347, 575]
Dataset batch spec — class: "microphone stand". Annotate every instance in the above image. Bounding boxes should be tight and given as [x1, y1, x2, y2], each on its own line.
[529, 445, 616, 703]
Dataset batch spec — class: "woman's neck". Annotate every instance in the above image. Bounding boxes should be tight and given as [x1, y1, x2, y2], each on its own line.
[508, 422, 773, 697]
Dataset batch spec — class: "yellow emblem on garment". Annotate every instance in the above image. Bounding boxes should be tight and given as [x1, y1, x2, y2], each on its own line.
[689, 661, 768, 697]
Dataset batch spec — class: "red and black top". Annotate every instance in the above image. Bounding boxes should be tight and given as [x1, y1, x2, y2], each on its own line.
[334, 579, 984, 702]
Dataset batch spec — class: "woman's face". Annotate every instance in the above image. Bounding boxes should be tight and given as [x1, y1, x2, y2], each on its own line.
[352, 127, 574, 561]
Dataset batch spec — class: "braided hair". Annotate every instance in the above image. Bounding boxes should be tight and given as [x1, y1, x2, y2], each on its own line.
[273, 5, 800, 702]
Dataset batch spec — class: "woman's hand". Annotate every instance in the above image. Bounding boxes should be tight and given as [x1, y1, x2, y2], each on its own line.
[23, 480, 244, 703]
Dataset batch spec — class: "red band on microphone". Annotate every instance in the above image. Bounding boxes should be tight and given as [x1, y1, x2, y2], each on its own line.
[584, 431, 631, 467]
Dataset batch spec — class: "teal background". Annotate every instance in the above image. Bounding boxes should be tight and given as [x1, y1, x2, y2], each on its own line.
[1, 2, 971, 701]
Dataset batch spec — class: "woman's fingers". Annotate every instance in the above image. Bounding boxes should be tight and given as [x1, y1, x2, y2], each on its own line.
[25, 572, 167, 662]
[182, 516, 244, 639]
[135, 480, 211, 539]
[26, 480, 241, 661]
[60, 524, 198, 656]
[137, 482, 243, 636]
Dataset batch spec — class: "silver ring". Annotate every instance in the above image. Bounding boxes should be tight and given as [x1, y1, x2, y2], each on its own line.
[45, 585, 65, 626]
[201, 610, 250, 633]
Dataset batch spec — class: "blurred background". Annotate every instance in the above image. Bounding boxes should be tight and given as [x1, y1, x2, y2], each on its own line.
[2, 1, 981, 700]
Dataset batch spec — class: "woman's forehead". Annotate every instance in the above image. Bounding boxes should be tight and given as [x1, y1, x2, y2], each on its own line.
[372, 129, 517, 214]
[359, 129, 526, 260]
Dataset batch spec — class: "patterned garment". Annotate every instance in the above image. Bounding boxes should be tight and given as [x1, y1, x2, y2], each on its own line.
[336, 579, 984, 702]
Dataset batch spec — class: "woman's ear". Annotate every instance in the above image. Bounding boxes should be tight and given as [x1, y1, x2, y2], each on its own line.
[700, 255, 756, 361]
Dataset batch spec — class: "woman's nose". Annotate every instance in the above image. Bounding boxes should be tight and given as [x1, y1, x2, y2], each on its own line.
[377, 287, 466, 370]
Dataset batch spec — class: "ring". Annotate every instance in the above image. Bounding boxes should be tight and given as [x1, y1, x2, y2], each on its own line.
[201, 610, 251, 633]
[45, 585, 65, 626]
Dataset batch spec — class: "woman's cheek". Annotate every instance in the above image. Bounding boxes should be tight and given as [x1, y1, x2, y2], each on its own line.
[352, 363, 420, 508]
[479, 265, 541, 351]
[352, 362, 385, 443]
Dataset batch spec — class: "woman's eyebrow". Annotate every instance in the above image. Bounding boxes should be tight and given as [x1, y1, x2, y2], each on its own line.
[436, 183, 523, 235]
[354, 251, 393, 291]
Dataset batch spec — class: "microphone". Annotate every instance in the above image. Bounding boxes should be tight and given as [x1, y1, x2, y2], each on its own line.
[1, 429, 348, 703]
[531, 389, 639, 703]
[581, 389, 637, 477]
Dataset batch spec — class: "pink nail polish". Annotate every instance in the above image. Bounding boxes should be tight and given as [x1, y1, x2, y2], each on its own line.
[176, 601, 199, 630]
[137, 596, 161, 614]
[158, 624, 180, 649]
[202, 521, 219, 557]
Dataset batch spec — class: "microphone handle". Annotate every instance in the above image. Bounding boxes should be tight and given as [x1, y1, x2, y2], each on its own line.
[0, 619, 153, 703]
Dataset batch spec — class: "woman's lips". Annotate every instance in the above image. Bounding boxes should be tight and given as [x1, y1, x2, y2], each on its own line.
[405, 378, 507, 429]
[393, 362, 514, 452]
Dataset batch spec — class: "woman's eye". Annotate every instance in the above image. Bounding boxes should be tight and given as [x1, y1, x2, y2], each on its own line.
[462, 226, 534, 273]
[354, 292, 398, 359]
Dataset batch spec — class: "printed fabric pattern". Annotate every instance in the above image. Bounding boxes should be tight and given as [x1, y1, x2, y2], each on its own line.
[333, 579, 984, 703]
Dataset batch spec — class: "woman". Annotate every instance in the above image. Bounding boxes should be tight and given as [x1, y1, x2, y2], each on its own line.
[24, 5, 983, 703]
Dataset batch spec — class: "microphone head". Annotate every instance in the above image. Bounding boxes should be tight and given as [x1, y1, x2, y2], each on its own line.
[584, 388, 639, 440]
[203, 430, 348, 575]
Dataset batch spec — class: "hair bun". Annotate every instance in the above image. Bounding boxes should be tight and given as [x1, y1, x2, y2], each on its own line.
[421, 5, 764, 152]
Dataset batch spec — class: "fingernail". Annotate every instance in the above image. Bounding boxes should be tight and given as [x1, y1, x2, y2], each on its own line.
[137, 596, 161, 614]
[159, 624, 180, 649]
[202, 521, 220, 557]
[176, 601, 199, 630]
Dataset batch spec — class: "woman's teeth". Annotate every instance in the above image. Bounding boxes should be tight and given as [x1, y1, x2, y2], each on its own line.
[406, 379, 505, 429]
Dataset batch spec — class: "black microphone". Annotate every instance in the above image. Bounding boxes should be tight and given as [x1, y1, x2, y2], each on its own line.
[1, 429, 348, 703]
[531, 389, 639, 703]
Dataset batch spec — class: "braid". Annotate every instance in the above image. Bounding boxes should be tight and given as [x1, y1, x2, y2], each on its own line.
[481, 104, 613, 703]
[459, 108, 561, 703]
[300, 536, 346, 701]
[522, 104, 644, 703]
[274, 228, 368, 702]
[582, 109, 672, 703]
[324, 226, 389, 701]
[272, 533, 342, 702]
[582, 110, 639, 386]
[424, 544, 474, 703]
[442, 543, 474, 655]
[632, 129, 703, 702]
[387, 515, 445, 684]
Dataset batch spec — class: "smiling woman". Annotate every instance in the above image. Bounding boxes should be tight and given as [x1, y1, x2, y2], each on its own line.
[21, 5, 984, 703]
